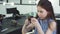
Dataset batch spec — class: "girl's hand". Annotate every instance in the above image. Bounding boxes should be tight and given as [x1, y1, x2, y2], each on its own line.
[31, 18, 39, 27]
[22, 19, 31, 34]
[25, 19, 29, 24]
[24, 19, 31, 26]
[24, 19, 34, 32]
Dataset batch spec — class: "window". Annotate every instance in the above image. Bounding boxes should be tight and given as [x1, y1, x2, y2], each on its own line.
[22, 0, 37, 5]
[0, 0, 4, 4]
[7, 0, 20, 5]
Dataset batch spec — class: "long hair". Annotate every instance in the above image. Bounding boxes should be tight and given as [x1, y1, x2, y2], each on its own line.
[37, 0, 56, 21]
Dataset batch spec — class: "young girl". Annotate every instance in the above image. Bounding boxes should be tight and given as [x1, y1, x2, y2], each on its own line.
[22, 0, 56, 34]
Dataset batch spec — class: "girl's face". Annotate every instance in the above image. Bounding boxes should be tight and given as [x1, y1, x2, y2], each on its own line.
[37, 6, 48, 19]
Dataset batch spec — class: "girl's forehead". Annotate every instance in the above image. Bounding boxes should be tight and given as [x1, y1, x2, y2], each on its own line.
[37, 6, 42, 9]
[37, 6, 47, 11]
[37, 6, 44, 10]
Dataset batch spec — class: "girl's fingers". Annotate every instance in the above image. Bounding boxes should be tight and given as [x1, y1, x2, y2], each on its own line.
[31, 18, 38, 23]
[25, 19, 29, 25]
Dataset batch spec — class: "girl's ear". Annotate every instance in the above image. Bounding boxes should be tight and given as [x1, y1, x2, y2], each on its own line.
[46, 11, 51, 18]
[47, 11, 50, 14]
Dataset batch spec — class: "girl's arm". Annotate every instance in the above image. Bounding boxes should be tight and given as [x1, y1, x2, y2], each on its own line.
[46, 21, 56, 34]
[22, 19, 29, 34]
[35, 22, 44, 34]
[22, 19, 34, 34]
[31, 18, 44, 34]
[26, 23, 34, 31]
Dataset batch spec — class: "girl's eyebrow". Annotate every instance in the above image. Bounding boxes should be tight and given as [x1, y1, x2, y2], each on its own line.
[37, 10, 40, 12]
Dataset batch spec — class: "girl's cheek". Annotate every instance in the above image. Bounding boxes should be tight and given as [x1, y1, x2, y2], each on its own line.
[43, 12, 48, 17]
[38, 14, 42, 18]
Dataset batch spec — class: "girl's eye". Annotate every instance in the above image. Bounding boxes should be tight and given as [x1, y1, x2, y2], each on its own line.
[38, 11, 43, 13]
[40, 11, 43, 13]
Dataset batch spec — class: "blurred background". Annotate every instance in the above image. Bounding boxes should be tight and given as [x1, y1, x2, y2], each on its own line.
[0, 0, 60, 34]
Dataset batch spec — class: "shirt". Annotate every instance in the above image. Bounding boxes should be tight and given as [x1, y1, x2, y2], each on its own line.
[34, 18, 56, 34]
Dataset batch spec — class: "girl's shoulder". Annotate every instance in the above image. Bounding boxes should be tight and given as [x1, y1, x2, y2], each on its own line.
[48, 18, 55, 23]
[37, 18, 55, 23]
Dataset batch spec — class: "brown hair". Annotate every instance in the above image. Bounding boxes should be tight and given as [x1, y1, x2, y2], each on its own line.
[37, 0, 56, 21]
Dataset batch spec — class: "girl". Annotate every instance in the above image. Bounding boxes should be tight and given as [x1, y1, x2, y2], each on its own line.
[22, 0, 56, 34]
